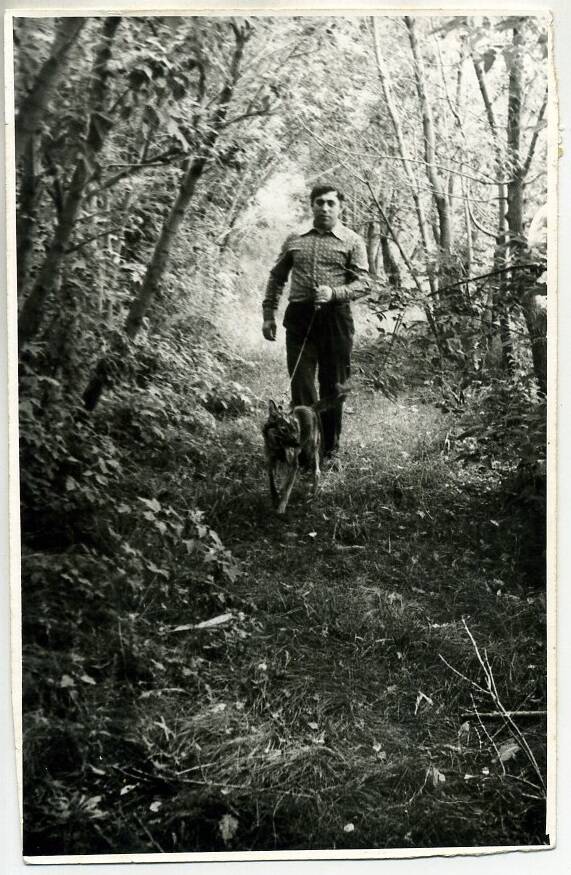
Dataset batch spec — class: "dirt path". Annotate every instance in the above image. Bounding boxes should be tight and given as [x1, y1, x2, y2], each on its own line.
[183, 363, 547, 850]
[23, 351, 547, 855]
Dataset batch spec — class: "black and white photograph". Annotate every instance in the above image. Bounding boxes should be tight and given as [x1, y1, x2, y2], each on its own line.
[7, 6, 554, 863]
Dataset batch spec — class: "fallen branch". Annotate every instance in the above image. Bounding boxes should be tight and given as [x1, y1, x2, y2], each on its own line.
[440, 618, 546, 797]
[461, 710, 547, 719]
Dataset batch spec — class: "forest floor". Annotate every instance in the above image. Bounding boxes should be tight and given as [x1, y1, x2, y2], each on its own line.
[22, 345, 548, 856]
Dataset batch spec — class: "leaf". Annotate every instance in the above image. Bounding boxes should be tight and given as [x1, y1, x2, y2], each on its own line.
[149, 800, 162, 813]
[219, 814, 239, 844]
[343, 822, 355, 833]
[482, 48, 496, 72]
[426, 764, 446, 788]
[498, 740, 521, 763]
[147, 562, 168, 579]
[138, 497, 161, 513]
[120, 784, 137, 796]
[415, 691, 434, 715]
[194, 612, 234, 630]
[224, 564, 239, 583]
[80, 673, 97, 685]
[84, 795, 103, 816]
[457, 721, 471, 743]
[60, 674, 75, 688]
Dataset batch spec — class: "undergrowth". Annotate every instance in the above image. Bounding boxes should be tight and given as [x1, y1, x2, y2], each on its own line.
[20, 331, 548, 856]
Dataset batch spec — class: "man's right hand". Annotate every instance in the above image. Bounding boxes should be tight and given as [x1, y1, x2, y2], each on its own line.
[262, 320, 277, 341]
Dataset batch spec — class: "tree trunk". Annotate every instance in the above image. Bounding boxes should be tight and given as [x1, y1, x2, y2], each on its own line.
[15, 17, 86, 163]
[473, 56, 515, 373]
[16, 136, 37, 294]
[124, 23, 249, 341]
[83, 23, 251, 410]
[521, 290, 547, 395]
[378, 218, 401, 291]
[495, 185, 515, 374]
[405, 16, 452, 256]
[366, 221, 379, 276]
[371, 17, 437, 297]
[506, 26, 524, 248]
[506, 21, 547, 393]
[17, 17, 122, 351]
[124, 157, 207, 339]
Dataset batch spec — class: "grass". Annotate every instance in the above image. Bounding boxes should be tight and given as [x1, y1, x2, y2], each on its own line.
[21, 348, 548, 856]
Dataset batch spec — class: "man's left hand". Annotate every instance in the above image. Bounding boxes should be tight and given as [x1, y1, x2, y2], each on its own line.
[314, 284, 333, 305]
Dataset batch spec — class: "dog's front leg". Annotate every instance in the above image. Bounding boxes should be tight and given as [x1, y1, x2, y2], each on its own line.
[276, 460, 299, 515]
[268, 461, 279, 508]
[311, 450, 321, 497]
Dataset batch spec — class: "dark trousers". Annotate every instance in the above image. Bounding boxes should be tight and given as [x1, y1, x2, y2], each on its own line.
[283, 301, 354, 457]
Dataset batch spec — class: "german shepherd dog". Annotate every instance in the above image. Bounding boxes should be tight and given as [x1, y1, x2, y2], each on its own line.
[262, 385, 348, 515]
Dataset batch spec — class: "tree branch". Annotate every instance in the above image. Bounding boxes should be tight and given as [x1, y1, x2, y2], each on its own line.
[219, 107, 275, 128]
[465, 187, 500, 239]
[521, 87, 548, 178]
[65, 224, 126, 254]
[472, 55, 498, 139]
[95, 148, 187, 192]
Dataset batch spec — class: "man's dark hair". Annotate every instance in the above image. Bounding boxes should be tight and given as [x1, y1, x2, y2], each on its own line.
[310, 183, 345, 204]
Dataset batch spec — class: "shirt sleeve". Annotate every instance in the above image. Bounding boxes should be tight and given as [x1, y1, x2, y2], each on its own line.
[262, 235, 295, 320]
[331, 234, 372, 303]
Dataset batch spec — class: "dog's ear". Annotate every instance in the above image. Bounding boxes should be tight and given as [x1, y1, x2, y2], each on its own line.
[268, 399, 279, 416]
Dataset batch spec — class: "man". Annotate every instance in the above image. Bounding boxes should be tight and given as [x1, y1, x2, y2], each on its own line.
[262, 183, 371, 460]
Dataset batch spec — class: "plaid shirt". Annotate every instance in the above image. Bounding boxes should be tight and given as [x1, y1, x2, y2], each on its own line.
[262, 223, 371, 320]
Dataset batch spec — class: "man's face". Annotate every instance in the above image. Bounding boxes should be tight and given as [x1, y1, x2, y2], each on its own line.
[312, 191, 342, 230]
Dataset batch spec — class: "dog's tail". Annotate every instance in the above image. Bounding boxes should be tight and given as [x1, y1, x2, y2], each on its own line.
[312, 381, 351, 414]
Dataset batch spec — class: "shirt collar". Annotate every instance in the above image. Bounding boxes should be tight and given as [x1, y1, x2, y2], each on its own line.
[300, 222, 349, 241]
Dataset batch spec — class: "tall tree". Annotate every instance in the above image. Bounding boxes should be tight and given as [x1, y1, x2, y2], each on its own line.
[505, 20, 548, 393]
[18, 16, 122, 348]
[15, 17, 86, 163]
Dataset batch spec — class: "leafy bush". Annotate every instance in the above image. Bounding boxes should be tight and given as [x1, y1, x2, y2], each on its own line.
[452, 377, 546, 474]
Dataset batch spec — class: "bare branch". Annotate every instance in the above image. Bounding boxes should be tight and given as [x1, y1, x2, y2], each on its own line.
[472, 56, 498, 139]
[219, 107, 275, 128]
[95, 148, 187, 192]
[522, 87, 548, 178]
[65, 224, 126, 254]
[465, 188, 499, 239]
